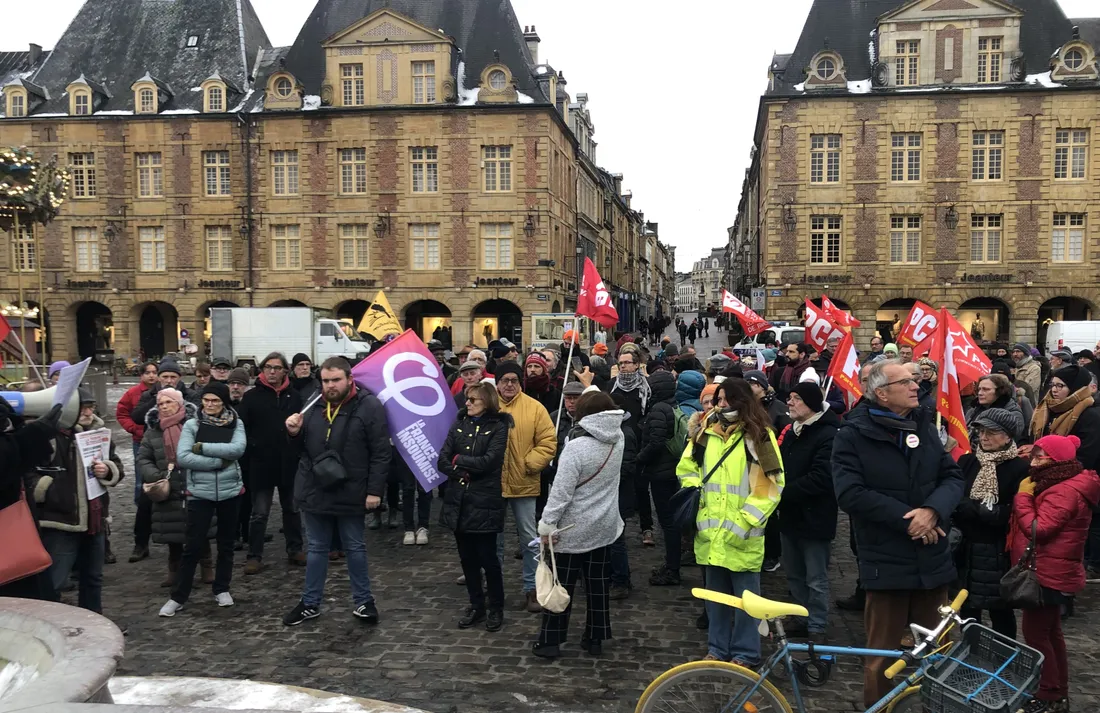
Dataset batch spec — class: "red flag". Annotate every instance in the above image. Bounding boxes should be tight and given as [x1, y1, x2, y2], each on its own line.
[897, 301, 939, 349]
[0, 315, 10, 343]
[721, 289, 772, 337]
[916, 309, 991, 387]
[932, 308, 971, 457]
[576, 257, 619, 328]
[803, 299, 843, 352]
[820, 295, 861, 329]
[825, 331, 863, 401]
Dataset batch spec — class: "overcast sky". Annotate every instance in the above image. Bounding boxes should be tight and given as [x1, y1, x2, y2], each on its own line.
[5, 0, 1097, 271]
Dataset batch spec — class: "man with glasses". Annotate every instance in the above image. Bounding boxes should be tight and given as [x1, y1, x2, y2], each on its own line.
[833, 359, 964, 707]
[609, 345, 653, 544]
[238, 353, 305, 573]
[862, 336, 885, 365]
[211, 356, 233, 383]
[290, 353, 318, 401]
[493, 361, 557, 613]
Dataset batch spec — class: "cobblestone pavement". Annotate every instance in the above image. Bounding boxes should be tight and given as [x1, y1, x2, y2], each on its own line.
[91, 339, 1100, 713]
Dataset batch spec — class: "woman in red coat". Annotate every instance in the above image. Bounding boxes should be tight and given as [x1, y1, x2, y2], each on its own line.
[1011, 434, 1100, 713]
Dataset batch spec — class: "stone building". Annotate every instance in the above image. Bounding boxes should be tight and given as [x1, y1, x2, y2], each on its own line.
[0, 0, 667, 363]
[732, 0, 1100, 350]
[691, 247, 725, 312]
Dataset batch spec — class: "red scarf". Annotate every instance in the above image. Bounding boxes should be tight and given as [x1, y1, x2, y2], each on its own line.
[259, 371, 290, 395]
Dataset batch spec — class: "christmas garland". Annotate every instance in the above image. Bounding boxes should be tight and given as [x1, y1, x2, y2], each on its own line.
[0, 147, 71, 232]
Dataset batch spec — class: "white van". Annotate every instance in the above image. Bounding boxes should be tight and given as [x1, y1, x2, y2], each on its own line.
[735, 325, 805, 352]
[1045, 321, 1100, 355]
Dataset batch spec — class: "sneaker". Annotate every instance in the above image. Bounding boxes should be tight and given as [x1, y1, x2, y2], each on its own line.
[367, 512, 382, 530]
[387, 511, 400, 529]
[244, 559, 265, 575]
[458, 607, 486, 629]
[353, 602, 380, 624]
[641, 530, 656, 546]
[1019, 699, 1052, 713]
[128, 546, 149, 563]
[486, 609, 504, 632]
[403, 531, 416, 546]
[283, 600, 320, 626]
[609, 585, 631, 600]
[455, 574, 467, 585]
[415, 528, 429, 546]
[215, 592, 234, 607]
[649, 565, 681, 586]
[104, 545, 118, 565]
[762, 558, 781, 573]
[158, 599, 183, 617]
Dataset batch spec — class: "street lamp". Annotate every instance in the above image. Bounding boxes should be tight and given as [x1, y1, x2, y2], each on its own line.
[782, 204, 797, 233]
[523, 214, 536, 239]
[373, 212, 391, 238]
[944, 204, 959, 231]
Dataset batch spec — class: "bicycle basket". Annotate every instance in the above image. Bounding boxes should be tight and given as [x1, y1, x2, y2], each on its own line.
[921, 623, 1043, 713]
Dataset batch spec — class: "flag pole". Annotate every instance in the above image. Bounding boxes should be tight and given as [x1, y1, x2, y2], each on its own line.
[8, 329, 47, 387]
[554, 315, 579, 434]
[822, 375, 833, 397]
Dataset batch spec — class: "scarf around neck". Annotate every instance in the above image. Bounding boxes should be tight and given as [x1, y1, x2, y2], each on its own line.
[971, 442, 1018, 509]
[612, 370, 651, 412]
[159, 407, 188, 467]
[1033, 386, 1092, 441]
[259, 371, 290, 395]
[792, 408, 825, 436]
[1031, 459, 1082, 495]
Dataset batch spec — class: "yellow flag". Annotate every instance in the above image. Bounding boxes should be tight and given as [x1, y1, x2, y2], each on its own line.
[357, 290, 402, 338]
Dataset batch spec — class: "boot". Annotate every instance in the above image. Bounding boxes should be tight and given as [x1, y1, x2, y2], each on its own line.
[201, 557, 215, 584]
[161, 559, 180, 588]
[835, 585, 865, 611]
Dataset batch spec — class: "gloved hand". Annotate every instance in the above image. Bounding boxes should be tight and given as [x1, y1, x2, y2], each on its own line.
[192, 443, 203, 455]
[1017, 477, 1036, 495]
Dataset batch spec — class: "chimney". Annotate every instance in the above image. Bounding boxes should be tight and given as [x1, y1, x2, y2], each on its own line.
[28, 43, 42, 65]
[623, 190, 632, 209]
[611, 173, 623, 195]
[524, 25, 540, 65]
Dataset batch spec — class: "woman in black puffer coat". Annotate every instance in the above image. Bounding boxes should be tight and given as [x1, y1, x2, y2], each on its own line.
[439, 382, 512, 632]
[954, 407, 1029, 639]
[637, 370, 685, 586]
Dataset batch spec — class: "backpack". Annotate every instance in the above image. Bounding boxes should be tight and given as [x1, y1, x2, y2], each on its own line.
[666, 406, 690, 458]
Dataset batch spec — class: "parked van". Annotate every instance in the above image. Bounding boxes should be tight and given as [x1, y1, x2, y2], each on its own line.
[1044, 321, 1100, 355]
[735, 324, 805, 352]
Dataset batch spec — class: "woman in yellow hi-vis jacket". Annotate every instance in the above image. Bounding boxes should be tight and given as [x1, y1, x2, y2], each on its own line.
[676, 378, 784, 665]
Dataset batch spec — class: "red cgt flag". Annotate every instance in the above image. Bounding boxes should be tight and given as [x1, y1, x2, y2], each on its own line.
[916, 308, 991, 387]
[933, 308, 972, 457]
[576, 257, 619, 328]
[721, 289, 772, 337]
[0, 314, 10, 343]
[897, 301, 940, 349]
[803, 299, 843, 352]
[821, 294, 861, 330]
[825, 331, 863, 401]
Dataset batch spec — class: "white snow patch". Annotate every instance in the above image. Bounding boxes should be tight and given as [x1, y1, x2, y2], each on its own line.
[1026, 71, 1063, 88]
[793, 81, 806, 92]
[229, 88, 254, 112]
[96, 110, 134, 115]
[456, 61, 480, 105]
[847, 79, 872, 94]
[516, 90, 534, 104]
[32, 112, 67, 117]
[161, 108, 199, 114]
[303, 94, 321, 110]
[191, 87, 203, 92]
[536, 65, 548, 75]
[868, 41, 877, 65]
[109, 676, 425, 712]
[956, 85, 1006, 91]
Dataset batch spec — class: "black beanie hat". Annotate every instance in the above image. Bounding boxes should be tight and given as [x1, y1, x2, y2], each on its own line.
[201, 380, 232, 406]
[158, 358, 182, 376]
[791, 382, 825, 413]
[494, 361, 523, 383]
[1053, 364, 1090, 393]
[291, 353, 311, 367]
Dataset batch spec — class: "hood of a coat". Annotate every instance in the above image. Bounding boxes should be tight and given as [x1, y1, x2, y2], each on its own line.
[676, 370, 705, 406]
[73, 414, 106, 432]
[577, 409, 627, 443]
[1065, 469, 1100, 508]
[648, 371, 677, 404]
[145, 401, 199, 430]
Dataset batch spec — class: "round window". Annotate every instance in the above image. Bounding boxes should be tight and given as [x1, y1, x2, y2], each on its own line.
[1065, 48, 1084, 70]
[275, 77, 293, 98]
[488, 70, 507, 90]
[816, 58, 835, 80]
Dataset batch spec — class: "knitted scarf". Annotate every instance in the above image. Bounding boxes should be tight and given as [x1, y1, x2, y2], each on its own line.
[970, 442, 1018, 509]
[1032, 386, 1093, 442]
[259, 371, 289, 395]
[159, 407, 188, 468]
[611, 370, 651, 412]
[697, 410, 783, 480]
[1031, 459, 1083, 495]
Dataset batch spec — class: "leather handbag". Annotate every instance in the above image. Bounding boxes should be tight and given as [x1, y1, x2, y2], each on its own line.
[670, 434, 743, 530]
[1000, 520, 1042, 609]
[0, 484, 53, 586]
[535, 535, 571, 614]
[142, 465, 172, 503]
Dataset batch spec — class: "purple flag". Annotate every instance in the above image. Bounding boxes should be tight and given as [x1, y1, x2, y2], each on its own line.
[351, 330, 457, 491]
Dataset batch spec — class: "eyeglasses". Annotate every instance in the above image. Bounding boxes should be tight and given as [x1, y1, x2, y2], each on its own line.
[498, 377, 520, 385]
[262, 364, 285, 371]
[1050, 382, 1069, 390]
[466, 397, 481, 404]
[617, 360, 636, 367]
[882, 377, 919, 388]
[201, 398, 223, 405]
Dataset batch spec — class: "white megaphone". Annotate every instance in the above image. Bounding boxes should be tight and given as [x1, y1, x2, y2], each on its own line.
[1, 386, 81, 429]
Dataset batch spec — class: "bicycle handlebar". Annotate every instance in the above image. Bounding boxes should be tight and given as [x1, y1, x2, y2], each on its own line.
[949, 589, 969, 612]
[884, 589, 969, 680]
[884, 656, 910, 680]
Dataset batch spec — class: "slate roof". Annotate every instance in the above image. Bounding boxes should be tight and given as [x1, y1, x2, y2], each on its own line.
[769, 0, 1077, 95]
[28, 0, 270, 114]
[0, 50, 51, 94]
[1072, 18, 1100, 51]
[283, 0, 547, 102]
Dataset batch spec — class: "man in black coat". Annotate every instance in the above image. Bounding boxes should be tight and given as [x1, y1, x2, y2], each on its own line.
[283, 357, 391, 626]
[238, 352, 305, 573]
[290, 353, 319, 401]
[131, 358, 202, 425]
[637, 370, 684, 586]
[778, 383, 841, 639]
[833, 360, 965, 707]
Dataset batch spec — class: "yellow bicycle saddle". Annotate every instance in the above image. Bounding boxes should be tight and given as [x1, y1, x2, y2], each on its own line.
[739, 590, 809, 621]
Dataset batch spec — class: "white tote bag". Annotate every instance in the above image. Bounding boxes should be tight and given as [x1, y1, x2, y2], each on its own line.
[535, 536, 571, 614]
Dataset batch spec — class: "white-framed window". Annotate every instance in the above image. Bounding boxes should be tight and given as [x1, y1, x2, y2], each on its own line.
[73, 227, 99, 272]
[810, 134, 841, 183]
[9, 224, 34, 272]
[972, 131, 1004, 181]
[895, 40, 919, 86]
[271, 150, 299, 195]
[1055, 129, 1088, 180]
[341, 63, 364, 106]
[136, 152, 163, 197]
[890, 215, 921, 264]
[339, 148, 367, 195]
[9, 93, 25, 117]
[204, 226, 233, 271]
[1052, 213, 1085, 263]
[1064, 48, 1085, 70]
[483, 145, 512, 192]
[410, 223, 441, 270]
[138, 226, 166, 271]
[977, 37, 1002, 83]
[339, 224, 370, 269]
[410, 146, 438, 193]
[412, 60, 436, 104]
[203, 150, 231, 196]
[891, 133, 922, 182]
[970, 215, 1002, 263]
[488, 70, 507, 90]
[274, 77, 293, 98]
[138, 88, 156, 113]
[815, 57, 836, 80]
[74, 92, 90, 116]
[809, 216, 841, 264]
[207, 86, 223, 112]
[480, 223, 513, 270]
[272, 224, 301, 269]
[69, 152, 96, 198]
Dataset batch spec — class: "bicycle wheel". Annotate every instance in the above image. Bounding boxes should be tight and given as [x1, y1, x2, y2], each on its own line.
[636, 660, 793, 713]
[885, 686, 921, 713]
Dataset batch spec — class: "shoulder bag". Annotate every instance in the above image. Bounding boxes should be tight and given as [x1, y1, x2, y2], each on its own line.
[670, 434, 743, 530]
[1000, 520, 1042, 609]
[143, 464, 173, 503]
[0, 484, 53, 586]
[535, 529, 572, 614]
[312, 407, 353, 491]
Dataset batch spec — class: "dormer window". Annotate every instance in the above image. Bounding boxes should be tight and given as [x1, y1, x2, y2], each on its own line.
[275, 77, 292, 98]
[74, 92, 90, 115]
[207, 86, 223, 111]
[1051, 40, 1098, 82]
[66, 76, 107, 116]
[1065, 48, 1084, 71]
[8, 92, 25, 117]
[139, 88, 155, 113]
[815, 58, 836, 80]
[895, 40, 920, 86]
[186, 35, 199, 48]
[488, 70, 507, 90]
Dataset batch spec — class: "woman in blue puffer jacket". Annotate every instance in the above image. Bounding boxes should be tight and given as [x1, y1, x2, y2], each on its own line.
[158, 380, 246, 617]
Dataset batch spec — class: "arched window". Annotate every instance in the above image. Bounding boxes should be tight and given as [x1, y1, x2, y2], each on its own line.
[275, 77, 292, 97]
[207, 85, 223, 112]
[1065, 48, 1084, 70]
[138, 88, 155, 113]
[488, 70, 507, 90]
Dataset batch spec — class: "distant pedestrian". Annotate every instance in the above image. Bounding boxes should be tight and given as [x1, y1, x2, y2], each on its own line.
[117, 360, 159, 563]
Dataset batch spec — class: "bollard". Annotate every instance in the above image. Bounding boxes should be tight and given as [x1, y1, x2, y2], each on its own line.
[86, 370, 109, 421]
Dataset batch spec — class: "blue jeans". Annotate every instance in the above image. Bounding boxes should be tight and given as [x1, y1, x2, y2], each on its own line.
[40, 529, 105, 614]
[780, 533, 832, 634]
[610, 531, 631, 588]
[496, 497, 537, 592]
[704, 566, 761, 663]
[301, 511, 373, 609]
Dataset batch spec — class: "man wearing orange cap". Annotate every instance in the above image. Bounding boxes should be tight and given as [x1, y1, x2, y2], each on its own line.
[559, 330, 590, 373]
[592, 342, 608, 357]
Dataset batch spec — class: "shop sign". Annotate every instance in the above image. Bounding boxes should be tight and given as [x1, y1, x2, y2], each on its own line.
[477, 277, 520, 286]
[769, 289, 784, 297]
[332, 278, 377, 287]
[536, 294, 549, 301]
[802, 274, 851, 284]
[959, 272, 1012, 283]
[199, 279, 241, 289]
[66, 279, 107, 289]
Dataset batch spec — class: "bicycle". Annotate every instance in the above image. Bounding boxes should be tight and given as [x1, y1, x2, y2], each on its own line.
[636, 587, 1043, 713]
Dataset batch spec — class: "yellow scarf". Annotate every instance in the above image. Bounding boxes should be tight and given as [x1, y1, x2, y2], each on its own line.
[1032, 386, 1093, 441]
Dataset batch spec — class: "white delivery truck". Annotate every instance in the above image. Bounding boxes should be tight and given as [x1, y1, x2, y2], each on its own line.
[1044, 321, 1100, 355]
[209, 307, 371, 369]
